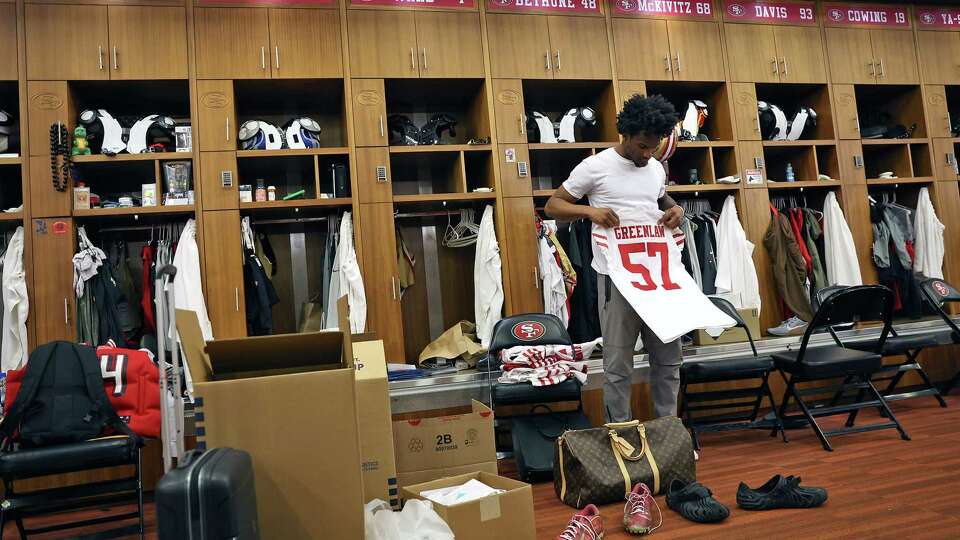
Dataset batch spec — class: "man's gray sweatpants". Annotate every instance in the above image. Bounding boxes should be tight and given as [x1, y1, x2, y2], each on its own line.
[598, 274, 682, 422]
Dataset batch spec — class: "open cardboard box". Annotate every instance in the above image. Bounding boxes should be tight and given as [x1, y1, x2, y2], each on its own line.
[401, 471, 536, 540]
[353, 338, 399, 508]
[176, 297, 363, 540]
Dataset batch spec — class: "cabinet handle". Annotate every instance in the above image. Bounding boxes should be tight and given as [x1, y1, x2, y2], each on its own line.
[545, 50, 552, 71]
[556, 49, 561, 71]
[226, 117, 230, 142]
[868, 60, 875, 77]
[379, 114, 385, 138]
[755, 116, 761, 133]
[878, 58, 884, 78]
[235, 288, 240, 311]
[781, 57, 788, 77]
[410, 48, 416, 70]
[64, 298, 69, 325]
[664, 55, 672, 73]
[519, 115, 525, 135]
[422, 48, 428, 71]
[771, 58, 779, 75]
[675, 52, 681, 72]
[853, 116, 860, 131]
[98, 46, 103, 70]
[534, 267, 539, 289]
[391, 277, 397, 300]
[261, 47, 266, 70]
[275, 46, 280, 70]
[112, 46, 118, 70]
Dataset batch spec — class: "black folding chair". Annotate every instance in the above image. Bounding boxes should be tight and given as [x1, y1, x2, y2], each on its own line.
[679, 297, 787, 450]
[772, 285, 910, 451]
[919, 277, 960, 395]
[819, 285, 946, 409]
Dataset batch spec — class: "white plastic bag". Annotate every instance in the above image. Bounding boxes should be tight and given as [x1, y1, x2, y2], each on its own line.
[364, 498, 454, 540]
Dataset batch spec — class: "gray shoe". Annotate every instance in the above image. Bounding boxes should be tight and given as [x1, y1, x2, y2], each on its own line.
[768, 316, 807, 336]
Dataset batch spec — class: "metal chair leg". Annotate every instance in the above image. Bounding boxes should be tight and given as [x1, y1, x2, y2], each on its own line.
[679, 383, 701, 451]
[762, 375, 788, 443]
[845, 382, 868, 428]
[773, 372, 793, 438]
[865, 378, 911, 442]
[136, 447, 145, 539]
[14, 518, 25, 540]
[788, 377, 833, 451]
[913, 364, 949, 408]
[829, 375, 853, 406]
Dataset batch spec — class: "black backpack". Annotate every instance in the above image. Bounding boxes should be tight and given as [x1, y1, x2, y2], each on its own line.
[0, 341, 139, 448]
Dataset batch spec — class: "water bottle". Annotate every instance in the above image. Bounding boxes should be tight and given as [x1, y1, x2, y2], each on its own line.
[785, 163, 796, 182]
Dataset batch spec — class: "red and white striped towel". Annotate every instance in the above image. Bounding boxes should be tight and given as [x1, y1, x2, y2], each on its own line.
[497, 338, 602, 387]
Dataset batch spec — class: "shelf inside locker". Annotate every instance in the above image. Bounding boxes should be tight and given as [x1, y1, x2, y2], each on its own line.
[664, 146, 713, 185]
[666, 184, 739, 193]
[866, 183, 929, 209]
[527, 142, 615, 151]
[521, 79, 618, 145]
[861, 143, 912, 180]
[234, 79, 347, 149]
[676, 141, 735, 148]
[392, 192, 496, 205]
[533, 189, 557, 198]
[236, 154, 330, 200]
[528, 146, 592, 191]
[815, 145, 840, 180]
[236, 147, 349, 158]
[865, 177, 935, 186]
[754, 84, 835, 141]
[910, 143, 933, 178]
[767, 180, 841, 190]
[240, 198, 353, 211]
[762, 145, 818, 183]
[0, 157, 20, 166]
[385, 79, 490, 146]
[388, 144, 491, 154]
[73, 205, 196, 218]
[854, 84, 926, 139]
[390, 151, 469, 196]
[71, 152, 190, 163]
[645, 81, 734, 142]
[71, 159, 181, 209]
[0, 212, 22, 222]
[762, 140, 836, 147]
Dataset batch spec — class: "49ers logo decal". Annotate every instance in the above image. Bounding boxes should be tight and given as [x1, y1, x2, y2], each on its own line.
[512, 321, 546, 341]
[934, 281, 949, 297]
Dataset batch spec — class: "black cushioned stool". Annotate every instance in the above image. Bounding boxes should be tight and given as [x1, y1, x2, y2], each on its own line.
[679, 297, 787, 450]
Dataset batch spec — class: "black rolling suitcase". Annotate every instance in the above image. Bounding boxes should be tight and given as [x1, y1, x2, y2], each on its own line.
[156, 448, 260, 540]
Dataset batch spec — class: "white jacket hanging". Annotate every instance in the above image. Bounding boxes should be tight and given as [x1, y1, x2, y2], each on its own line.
[823, 192, 863, 286]
[539, 236, 569, 327]
[474, 205, 503, 349]
[714, 196, 761, 313]
[1, 227, 28, 371]
[173, 219, 213, 341]
[336, 212, 366, 334]
[913, 187, 945, 279]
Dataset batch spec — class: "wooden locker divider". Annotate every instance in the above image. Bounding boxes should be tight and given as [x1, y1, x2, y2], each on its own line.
[740, 188, 782, 333]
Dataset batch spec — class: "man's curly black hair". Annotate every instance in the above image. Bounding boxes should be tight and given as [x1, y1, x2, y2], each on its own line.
[616, 94, 678, 138]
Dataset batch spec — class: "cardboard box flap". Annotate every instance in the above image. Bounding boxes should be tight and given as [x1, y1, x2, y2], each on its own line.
[406, 472, 528, 500]
[176, 309, 213, 383]
[205, 331, 344, 375]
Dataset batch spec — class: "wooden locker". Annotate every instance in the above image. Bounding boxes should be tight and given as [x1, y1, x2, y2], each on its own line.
[486, 13, 552, 80]
[25, 5, 109, 80]
[667, 21, 725, 82]
[269, 9, 342, 79]
[348, 10, 418, 79]
[497, 145, 532, 198]
[916, 31, 960, 85]
[199, 152, 238, 211]
[26, 81, 73, 158]
[196, 80, 236, 153]
[837, 140, 866, 185]
[355, 146, 392, 203]
[840, 184, 878, 284]
[32, 218, 76, 344]
[29, 156, 72, 217]
[924, 85, 953, 139]
[870, 29, 919, 85]
[201, 210, 247, 338]
[824, 28, 875, 85]
[351, 79, 388, 147]
[611, 19, 671, 82]
[414, 11, 485, 79]
[492, 79, 527, 145]
[618, 81, 647, 102]
[832, 84, 860, 140]
[194, 8, 270, 80]
[357, 203, 405, 362]
[546, 16, 611, 80]
[0, 5, 17, 80]
[773, 25, 827, 84]
[731, 83, 761, 141]
[738, 141, 766, 183]
[932, 139, 959, 182]
[740, 189, 781, 333]
[724, 24, 779, 84]
[107, 6, 188, 80]
[499, 197, 543, 314]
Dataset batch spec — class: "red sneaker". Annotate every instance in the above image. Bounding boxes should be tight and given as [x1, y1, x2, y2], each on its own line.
[556, 503, 604, 540]
[623, 482, 661, 535]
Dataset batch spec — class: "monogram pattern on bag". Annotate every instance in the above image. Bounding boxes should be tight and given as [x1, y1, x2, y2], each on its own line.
[554, 417, 696, 509]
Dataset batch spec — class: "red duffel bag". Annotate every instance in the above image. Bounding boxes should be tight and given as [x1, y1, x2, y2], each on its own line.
[5, 345, 162, 438]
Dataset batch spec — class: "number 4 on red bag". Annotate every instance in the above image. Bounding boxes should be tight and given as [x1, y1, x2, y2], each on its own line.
[618, 242, 680, 292]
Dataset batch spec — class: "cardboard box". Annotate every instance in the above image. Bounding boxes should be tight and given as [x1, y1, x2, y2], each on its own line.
[401, 472, 536, 540]
[353, 339, 399, 508]
[693, 308, 761, 345]
[393, 400, 496, 490]
[177, 306, 363, 540]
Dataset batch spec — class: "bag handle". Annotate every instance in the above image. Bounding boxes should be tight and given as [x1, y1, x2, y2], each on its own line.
[609, 424, 661, 498]
[604, 420, 639, 429]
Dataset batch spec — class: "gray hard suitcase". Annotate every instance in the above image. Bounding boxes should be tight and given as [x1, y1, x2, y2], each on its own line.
[156, 447, 260, 540]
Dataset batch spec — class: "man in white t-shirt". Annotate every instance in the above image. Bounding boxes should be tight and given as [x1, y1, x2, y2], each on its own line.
[545, 95, 683, 422]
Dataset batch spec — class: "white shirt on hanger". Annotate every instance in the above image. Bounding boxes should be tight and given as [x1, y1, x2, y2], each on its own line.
[1, 227, 28, 372]
[913, 187, 945, 279]
[172, 219, 213, 342]
[539, 236, 569, 327]
[474, 205, 503, 349]
[823, 192, 863, 286]
[714, 195, 761, 313]
[336, 212, 367, 334]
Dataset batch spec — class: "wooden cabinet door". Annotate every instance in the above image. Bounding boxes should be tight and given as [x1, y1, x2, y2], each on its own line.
[925, 85, 953, 139]
[32, 218, 77, 344]
[195, 8, 270, 80]
[667, 21, 724, 81]
[348, 10, 418, 79]
[269, 9, 342, 79]
[0, 5, 17, 80]
[774, 25, 826, 83]
[499, 197, 543, 314]
[824, 28, 876, 84]
[546, 16, 611, 80]
[724, 23, 779, 83]
[107, 6, 188, 80]
[201, 210, 247, 338]
[832, 84, 860, 140]
[486, 14, 552, 79]
[355, 147, 392, 203]
[871, 29, 919, 85]
[917, 31, 960, 85]
[933, 138, 959, 182]
[731, 83, 761, 141]
[199, 152, 238, 210]
[357, 203, 405, 362]
[612, 19, 671, 81]
[414, 12, 484, 78]
[25, 5, 108, 80]
[351, 79, 388, 147]
[492, 79, 526, 145]
[196, 80, 236, 152]
[497, 145, 532, 198]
